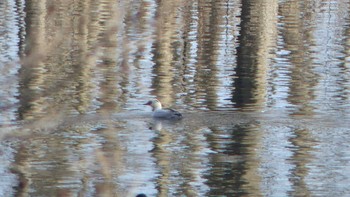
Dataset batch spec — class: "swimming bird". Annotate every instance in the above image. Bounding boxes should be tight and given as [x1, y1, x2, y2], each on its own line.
[144, 99, 183, 120]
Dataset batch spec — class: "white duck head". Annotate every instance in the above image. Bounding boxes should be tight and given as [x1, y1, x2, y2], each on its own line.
[144, 99, 162, 111]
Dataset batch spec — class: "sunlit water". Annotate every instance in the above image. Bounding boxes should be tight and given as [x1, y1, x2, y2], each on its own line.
[1, 0, 350, 196]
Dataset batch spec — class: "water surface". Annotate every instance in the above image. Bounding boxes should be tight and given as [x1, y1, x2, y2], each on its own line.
[0, 0, 350, 196]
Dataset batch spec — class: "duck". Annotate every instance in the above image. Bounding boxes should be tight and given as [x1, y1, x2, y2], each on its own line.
[144, 99, 183, 120]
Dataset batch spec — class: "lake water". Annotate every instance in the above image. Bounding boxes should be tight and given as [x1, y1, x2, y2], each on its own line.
[1, 0, 350, 196]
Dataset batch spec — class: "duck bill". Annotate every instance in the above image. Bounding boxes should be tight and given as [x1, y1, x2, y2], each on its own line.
[144, 101, 152, 105]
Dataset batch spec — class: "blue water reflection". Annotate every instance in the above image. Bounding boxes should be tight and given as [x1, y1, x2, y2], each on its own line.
[0, 0, 350, 196]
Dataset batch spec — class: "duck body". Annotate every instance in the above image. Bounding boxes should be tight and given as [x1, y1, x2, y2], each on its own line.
[153, 108, 183, 120]
[144, 99, 183, 120]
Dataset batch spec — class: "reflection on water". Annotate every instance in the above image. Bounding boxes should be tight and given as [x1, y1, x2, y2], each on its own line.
[1, 0, 350, 196]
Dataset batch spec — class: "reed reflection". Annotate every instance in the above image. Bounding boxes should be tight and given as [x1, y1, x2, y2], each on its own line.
[279, 1, 317, 116]
[18, 0, 121, 120]
[1, 0, 350, 196]
[14, 1, 124, 196]
[0, 1, 23, 124]
[288, 128, 315, 197]
[204, 124, 261, 196]
[151, 1, 185, 106]
[233, 0, 278, 110]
